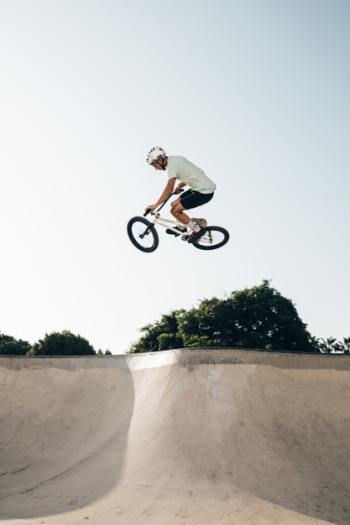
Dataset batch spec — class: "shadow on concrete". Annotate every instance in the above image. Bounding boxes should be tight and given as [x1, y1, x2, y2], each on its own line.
[171, 350, 350, 524]
[0, 356, 134, 519]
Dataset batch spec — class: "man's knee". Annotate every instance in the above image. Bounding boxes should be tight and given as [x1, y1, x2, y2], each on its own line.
[171, 205, 182, 217]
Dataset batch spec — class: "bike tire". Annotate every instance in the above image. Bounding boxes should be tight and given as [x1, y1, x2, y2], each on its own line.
[127, 217, 159, 253]
[192, 226, 229, 251]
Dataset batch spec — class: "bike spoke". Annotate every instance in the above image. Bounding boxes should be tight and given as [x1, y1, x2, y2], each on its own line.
[198, 231, 223, 245]
[127, 217, 159, 252]
[133, 225, 154, 248]
[193, 226, 229, 250]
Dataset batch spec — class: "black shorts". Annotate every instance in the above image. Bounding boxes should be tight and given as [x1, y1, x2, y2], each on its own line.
[180, 189, 214, 210]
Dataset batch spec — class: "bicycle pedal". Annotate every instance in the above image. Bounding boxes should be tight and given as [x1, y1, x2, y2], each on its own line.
[181, 235, 190, 241]
[166, 226, 186, 237]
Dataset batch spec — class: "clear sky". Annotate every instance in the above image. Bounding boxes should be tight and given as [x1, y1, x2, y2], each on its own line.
[1, 0, 349, 353]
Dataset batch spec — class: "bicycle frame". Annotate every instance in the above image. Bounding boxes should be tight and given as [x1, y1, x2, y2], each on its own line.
[143, 192, 191, 240]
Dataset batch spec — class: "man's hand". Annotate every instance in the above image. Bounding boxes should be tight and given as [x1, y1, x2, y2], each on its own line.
[145, 204, 158, 214]
[145, 179, 178, 214]
[175, 184, 185, 194]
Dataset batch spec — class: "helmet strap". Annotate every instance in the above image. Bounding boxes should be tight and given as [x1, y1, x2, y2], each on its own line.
[154, 157, 167, 170]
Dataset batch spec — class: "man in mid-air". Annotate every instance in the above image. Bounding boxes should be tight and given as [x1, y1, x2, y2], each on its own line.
[145, 147, 216, 243]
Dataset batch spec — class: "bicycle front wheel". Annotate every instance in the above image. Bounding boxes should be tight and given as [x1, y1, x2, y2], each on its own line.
[193, 226, 229, 251]
[127, 217, 159, 253]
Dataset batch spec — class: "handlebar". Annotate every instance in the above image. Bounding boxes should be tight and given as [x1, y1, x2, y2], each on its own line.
[143, 189, 183, 217]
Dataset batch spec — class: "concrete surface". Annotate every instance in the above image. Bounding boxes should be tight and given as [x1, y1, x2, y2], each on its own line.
[1, 349, 350, 525]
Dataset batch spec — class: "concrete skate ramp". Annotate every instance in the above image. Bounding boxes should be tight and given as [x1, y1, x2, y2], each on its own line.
[1, 350, 350, 525]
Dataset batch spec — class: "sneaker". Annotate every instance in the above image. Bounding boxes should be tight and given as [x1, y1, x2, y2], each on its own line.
[187, 227, 206, 243]
[166, 225, 187, 237]
[191, 217, 207, 228]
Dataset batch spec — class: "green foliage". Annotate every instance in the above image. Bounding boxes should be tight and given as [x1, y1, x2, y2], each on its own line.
[27, 330, 96, 356]
[229, 280, 315, 352]
[129, 280, 317, 353]
[97, 349, 112, 355]
[158, 333, 183, 351]
[128, 311, 185, 353]
[314, 337, 350, 354]
[183, 335, 213, 348]
[344, 338, 350, 353]
[0, 333, 31, 355]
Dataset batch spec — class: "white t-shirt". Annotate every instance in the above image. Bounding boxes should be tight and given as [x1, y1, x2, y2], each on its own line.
[167, 156, 216, 194]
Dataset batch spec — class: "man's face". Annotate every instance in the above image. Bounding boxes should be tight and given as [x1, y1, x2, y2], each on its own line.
[152, 162, 163, 171]
[151, 156, 167, 170]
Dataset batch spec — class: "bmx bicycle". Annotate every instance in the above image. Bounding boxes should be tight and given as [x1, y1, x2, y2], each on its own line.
[127, 192, 229, 253]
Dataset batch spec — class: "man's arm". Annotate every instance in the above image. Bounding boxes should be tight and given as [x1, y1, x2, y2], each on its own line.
[145, 178, 176, 213]
[175, 181, 186, 193]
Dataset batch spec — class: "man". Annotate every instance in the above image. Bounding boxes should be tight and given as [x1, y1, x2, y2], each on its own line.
[145, 147, 216, 243]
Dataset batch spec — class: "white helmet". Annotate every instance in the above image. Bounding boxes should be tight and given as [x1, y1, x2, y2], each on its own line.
[146, 146, 166, 165]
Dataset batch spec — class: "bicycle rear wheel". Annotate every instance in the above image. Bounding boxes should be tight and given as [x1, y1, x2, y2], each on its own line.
[127, 217, 159, 253]
[192, 226, 229, 250]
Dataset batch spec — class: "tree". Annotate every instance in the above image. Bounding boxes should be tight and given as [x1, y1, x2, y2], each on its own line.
[128, 311, 184, 353]
[0, 332, 31, 355]
[179, 281, 316, 352]
[316, 336, 350, 354]
[129, 281, 316, 353]
[316, 337, 337, 354]
[27, 330, 96, 356]
[227, 280, 315, 352]
[179, 297, 238, 348]
[343, 337, 350, 354]
[158, 333, 184, 351]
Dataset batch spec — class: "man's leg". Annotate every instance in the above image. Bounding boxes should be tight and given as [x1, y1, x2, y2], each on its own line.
[171, 201, 202, 234]
[171, 190, 213, 242]
[170, 201, 191, 225]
